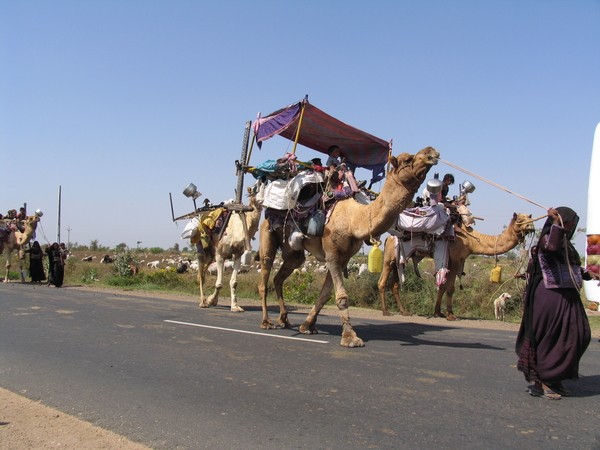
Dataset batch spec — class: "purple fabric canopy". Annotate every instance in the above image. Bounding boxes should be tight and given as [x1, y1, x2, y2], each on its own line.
[252, 99, 391, 170]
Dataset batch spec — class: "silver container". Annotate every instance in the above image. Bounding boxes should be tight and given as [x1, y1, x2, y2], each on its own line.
[461, 180, 476, 194]
[183, 183, 198, 198]
[426, 179, 443, 194]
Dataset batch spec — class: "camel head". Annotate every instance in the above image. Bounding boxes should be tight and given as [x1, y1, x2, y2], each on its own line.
[247, 186, 262, 210]
[25, 215, 41, 226]
[15, 215, 40, 246]
[388, 147, 439, 191]
[511, 213, 535, 243]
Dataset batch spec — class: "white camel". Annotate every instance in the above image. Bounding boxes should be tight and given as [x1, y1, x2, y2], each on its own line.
[193, 189, 262, 312]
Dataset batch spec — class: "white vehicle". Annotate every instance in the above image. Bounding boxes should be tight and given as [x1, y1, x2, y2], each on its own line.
[584, 122, 600, 305]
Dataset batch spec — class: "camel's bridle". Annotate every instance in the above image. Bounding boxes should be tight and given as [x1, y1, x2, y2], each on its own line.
[388, 160, 431, 193]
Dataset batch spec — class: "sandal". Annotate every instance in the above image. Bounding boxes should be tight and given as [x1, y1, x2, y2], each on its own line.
[546, 382, 571, 397]
[529, 388, 562, 400]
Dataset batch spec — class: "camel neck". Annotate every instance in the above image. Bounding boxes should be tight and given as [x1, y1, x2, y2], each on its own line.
[463, 224, 521, 256]
[246, 203, 262, 236]
[363, 173, 417, 239]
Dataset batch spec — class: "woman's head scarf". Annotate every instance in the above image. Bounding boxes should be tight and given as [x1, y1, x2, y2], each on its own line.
[538, 207, 579, 241]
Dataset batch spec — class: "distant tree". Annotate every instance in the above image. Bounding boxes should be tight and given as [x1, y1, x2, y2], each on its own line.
[172, 243, 180, 253]
[115, 243, 128, 252]
[149, 247, 164, 254]
[90, 239, 100, 251]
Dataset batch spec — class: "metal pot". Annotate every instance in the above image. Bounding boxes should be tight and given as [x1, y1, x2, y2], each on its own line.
[461, 180, 476, 194]
[426, 179, 443, 194]
[183, 183, 199, 198]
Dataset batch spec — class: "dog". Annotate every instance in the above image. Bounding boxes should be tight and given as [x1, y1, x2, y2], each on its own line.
[494, 293, 512, 321]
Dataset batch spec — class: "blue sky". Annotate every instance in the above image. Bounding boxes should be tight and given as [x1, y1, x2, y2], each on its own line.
[1, 0, 599, 253]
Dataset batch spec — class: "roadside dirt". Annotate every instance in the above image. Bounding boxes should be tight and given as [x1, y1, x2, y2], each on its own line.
[2, 285, 598, 450]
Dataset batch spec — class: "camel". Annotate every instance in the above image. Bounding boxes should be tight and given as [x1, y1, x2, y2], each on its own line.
[2, 215, 41, 282]
[258, 146, 440, 347]
[377, 212, 535, 320]
[194, 188, 262, 312]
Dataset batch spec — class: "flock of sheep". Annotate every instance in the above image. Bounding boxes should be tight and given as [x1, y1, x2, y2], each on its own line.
[82, 253, 371, 278]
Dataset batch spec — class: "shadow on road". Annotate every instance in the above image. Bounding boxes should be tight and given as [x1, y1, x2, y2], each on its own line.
[287, 320, 508, 351]
[567, 374, 600, 397]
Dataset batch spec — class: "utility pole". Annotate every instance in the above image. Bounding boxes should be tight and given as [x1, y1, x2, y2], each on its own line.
[57, 186, 61, 244]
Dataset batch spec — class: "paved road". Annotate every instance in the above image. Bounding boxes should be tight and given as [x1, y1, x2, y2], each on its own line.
[1, 283, 599, 449]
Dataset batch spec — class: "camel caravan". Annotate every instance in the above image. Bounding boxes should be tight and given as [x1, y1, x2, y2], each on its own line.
[175, 97, 535, 346]
[1, 209, 43, 282]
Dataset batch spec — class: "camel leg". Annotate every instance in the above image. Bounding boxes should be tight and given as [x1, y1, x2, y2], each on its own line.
[377, 260, 394, 316]
[299, 271, 334, 335]
[228, 257, 244, 312]
[258, 256, 277, 330]
[197, 252, 209, 307]
[442, 266, 459, 320]
[390, 266, 411, 316]
[197, 266, 209, 307]
[434, 271, 458, 321]
[434, 288, 445, 318]
[206, 254, 224, 307]
[4, 249, 23, 283]
[272, 250, 305, 328]
[258, 220, 279, 329]
[4, 252, 10, 283]
[331, 266, 364, 348]
[197, 245, 215, 308]
[444, 279, 458, 321]
[301, 265, 364, 347]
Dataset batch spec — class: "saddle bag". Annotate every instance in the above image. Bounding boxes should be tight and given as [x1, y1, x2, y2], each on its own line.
[306, 210, 326, 237]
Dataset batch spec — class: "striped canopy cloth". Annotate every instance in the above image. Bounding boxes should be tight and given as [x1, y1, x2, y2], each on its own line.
[252, 99, 391, 181]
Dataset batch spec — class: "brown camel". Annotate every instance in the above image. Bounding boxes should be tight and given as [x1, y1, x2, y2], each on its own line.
[2, 215, 41, 282]
[378, 212, 535, 320]
[195, 189, 262, 312]
[258, 147, 440, 347]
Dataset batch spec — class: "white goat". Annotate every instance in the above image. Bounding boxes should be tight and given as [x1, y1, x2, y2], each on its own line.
[147, 260, 160, 269]
[358, 263, 369, 278]
[494, 293, 512, 321]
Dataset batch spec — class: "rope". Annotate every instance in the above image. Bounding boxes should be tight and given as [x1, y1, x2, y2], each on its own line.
[36, 222, 52, 246]
[438, 158, 548, 210]
[368, 208, 381, 246]
[487, 231, 536, 305]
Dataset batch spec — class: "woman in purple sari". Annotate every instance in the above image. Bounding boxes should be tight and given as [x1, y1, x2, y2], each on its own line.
[516, 207, 599, 399]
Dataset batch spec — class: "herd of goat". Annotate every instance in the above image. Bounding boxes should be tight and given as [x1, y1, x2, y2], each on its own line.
[79, 253, 371, 277]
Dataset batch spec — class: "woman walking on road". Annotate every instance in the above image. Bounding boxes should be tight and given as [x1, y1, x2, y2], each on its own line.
[516, 207, 599, 399]
[25, 241, 46, 282]
[46, 242, 64, 287]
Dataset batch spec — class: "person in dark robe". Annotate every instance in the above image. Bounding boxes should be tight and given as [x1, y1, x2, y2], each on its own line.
[516, 207, 599, 399]
[46, 242, 64, 287]
[25, 241, 46, 282]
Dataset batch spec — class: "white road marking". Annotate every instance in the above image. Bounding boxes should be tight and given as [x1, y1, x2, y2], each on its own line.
[164, 320, 329, 344]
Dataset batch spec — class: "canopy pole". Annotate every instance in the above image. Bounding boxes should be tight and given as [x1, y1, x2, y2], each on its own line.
[291, 100, 307, 154]
[245, 132, 255, 167]
[235, 121, 251, 204]
[245, 111, 261, 167]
